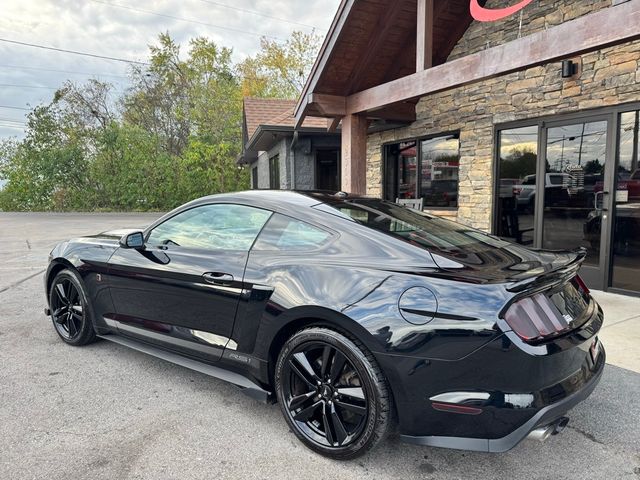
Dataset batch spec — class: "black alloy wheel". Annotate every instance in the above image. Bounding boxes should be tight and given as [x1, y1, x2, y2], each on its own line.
[275, 328, 391, 459]
[49, 270, 96, 346]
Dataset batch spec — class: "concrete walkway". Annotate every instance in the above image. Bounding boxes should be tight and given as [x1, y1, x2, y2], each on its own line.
[592, 290, 640, 374]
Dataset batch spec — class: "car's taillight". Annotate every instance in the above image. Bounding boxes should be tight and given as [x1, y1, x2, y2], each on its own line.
[513, 187, 522, 195]
[503, 293, 571, 342]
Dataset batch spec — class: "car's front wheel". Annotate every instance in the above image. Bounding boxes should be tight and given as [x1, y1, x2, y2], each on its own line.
[275, 327, 392, 460]
[49, 269, 96, 346]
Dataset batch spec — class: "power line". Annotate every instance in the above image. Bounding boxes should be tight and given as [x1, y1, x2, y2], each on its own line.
[0, 105, 30, 111]
[0, 63, 129, 79]
[0, 117, 27, 125]
[89, 0, 283, 40]
[0, 37, 149, 65]
[0, 83, 59, 90]
[193, 0, 323, 31]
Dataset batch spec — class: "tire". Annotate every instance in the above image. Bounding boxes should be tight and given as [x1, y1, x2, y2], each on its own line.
[49, 269, 97, 346]
[275, 327, 392, 460]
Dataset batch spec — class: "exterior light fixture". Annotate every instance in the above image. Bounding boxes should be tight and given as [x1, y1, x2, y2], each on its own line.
[562, 59, 578, 78]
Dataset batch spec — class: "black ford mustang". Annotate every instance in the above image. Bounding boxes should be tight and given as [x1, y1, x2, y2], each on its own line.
[44, 190, 605, 459]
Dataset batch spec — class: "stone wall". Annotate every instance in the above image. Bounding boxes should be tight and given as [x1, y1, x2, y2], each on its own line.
[366, 1, 640, 231]
[449, 0, 611, 61]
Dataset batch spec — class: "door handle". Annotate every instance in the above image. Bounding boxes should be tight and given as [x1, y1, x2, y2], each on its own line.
[202, 272, 234, 286]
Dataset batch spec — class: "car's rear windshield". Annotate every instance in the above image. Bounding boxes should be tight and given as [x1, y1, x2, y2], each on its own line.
[313, 198, 509, 255]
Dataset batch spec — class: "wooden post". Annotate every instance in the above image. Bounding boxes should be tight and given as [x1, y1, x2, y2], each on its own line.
[341, 114, 368, 195]
[416, 0, 434, 71]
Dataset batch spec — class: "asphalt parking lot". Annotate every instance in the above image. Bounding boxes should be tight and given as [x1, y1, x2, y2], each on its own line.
[1, 212, 639, 480]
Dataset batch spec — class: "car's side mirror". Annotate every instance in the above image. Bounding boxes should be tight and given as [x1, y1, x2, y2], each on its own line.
[120, 231, 145, 250]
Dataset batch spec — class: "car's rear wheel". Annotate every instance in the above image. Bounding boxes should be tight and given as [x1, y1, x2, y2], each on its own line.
[49, 269, 96, 346]
[275, 327, 392, 460]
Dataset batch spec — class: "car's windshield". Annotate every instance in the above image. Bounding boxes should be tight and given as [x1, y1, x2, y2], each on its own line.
[314, 198, 511, 255]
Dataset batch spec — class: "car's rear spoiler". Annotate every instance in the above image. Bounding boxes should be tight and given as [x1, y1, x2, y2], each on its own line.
[506, 248, 587, 294]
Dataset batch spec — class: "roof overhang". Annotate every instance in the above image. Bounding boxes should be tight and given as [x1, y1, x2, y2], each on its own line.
[295, 0, 640, 127]
[238, 125, 341, 165]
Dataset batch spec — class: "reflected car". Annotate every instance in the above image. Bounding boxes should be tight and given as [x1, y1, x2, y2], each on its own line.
[514, 173, 573, 210]
[44, 191, 605, 459]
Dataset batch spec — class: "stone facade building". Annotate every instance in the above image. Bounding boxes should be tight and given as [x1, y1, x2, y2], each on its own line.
[295, 0, 640, 295]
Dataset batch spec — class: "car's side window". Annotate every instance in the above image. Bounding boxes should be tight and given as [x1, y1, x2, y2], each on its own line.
[253, 213, 332, 251]
[147, 204, 272, 251]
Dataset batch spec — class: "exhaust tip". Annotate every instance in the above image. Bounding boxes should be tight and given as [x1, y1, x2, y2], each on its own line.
[528, 417, 570, 442]
[528, 425, 554, 443]
[552, 417, 569, 436]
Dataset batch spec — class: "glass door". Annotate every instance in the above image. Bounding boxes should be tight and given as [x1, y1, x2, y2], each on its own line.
[540, 117, 613, 289]
[611, 111, 640, 293]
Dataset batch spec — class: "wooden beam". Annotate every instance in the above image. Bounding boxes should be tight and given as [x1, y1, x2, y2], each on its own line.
[345, 0, 407, 94]
[327, 116, 341, 132]
[347, 0, 640, 114]
[341, 114, 368, 195]
[381, 0, 449, 84]
[309, 93, 346, 117]
[367, 103, 416, 122]
[416, 0, 434, 71]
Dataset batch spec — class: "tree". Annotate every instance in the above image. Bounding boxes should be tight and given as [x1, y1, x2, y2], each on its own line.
[0, 105, 91, 211]
[238, 31, 322, 99]
[1, 30, 320, 211]
[500, 149, 537, 179]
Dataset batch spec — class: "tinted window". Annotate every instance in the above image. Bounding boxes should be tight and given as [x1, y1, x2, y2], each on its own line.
[548, 175, 564, 185]
[147, 204, 271, 251]
[496, 126, 539, 245]
[420, 134, 460, 207]
[316, 199, 509, 255]
[253, 213, 331, 251]
[383, 134, 460, 208]
[269, 155, 280, 189]
[251, 166, 258, 189]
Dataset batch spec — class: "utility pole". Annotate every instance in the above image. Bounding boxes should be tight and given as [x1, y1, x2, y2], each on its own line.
[578, 123, 586, 166]
[632, 110, 639, 172]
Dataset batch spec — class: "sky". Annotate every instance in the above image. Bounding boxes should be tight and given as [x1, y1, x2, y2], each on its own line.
[0, 0, 341, 140]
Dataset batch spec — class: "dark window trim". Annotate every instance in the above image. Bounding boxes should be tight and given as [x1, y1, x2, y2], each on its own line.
[381, 130, 461, 211]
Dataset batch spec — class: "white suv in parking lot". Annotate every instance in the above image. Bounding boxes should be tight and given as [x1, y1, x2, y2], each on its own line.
[514, 173, 573, 209]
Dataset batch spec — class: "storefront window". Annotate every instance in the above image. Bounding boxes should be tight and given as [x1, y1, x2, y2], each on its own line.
[384, 134, 459, 208]
[420, 134, 460, 207]
[495, 125, 538, 245]
[611, 110, 640, 292]
[541, 120, 608, 267]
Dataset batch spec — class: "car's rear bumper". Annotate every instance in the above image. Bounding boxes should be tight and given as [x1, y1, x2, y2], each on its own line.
[399, 345, 605, 452]
[375, 297, 605, 451]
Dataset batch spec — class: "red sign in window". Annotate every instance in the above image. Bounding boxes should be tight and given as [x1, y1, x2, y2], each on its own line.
[469, 0, 535, 22]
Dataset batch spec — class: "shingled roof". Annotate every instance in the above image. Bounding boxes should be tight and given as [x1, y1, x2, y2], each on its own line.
[243, 97, 328, 142]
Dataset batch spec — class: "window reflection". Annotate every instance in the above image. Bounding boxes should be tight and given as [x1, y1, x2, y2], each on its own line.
[496, 126, 538, 245]
[612, 111, 640, 292]
[384, 135, 460, 208]
[420, 135, 460, 208]
[541, 121, 607, 266]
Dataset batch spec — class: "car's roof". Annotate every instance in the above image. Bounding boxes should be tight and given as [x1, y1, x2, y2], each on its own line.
[190, 190, 369, 213]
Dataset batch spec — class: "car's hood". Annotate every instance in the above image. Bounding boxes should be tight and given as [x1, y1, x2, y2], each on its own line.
[429, 242, 584, 284]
